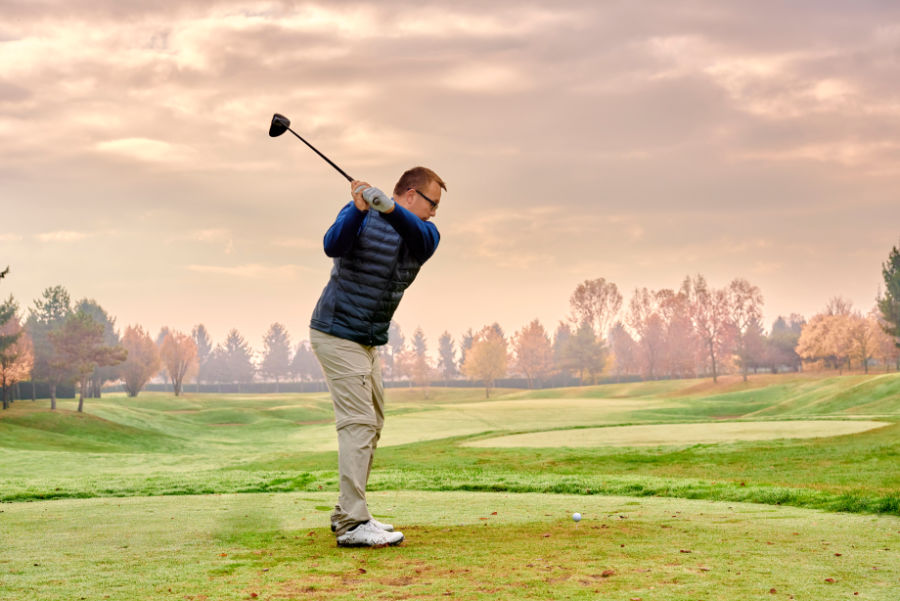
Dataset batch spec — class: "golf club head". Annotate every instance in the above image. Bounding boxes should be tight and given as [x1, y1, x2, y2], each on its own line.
[269, 113, 291, 137]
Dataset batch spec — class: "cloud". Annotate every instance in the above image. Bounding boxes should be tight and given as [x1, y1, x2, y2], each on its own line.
[36, 231, 88, 242]
[94, 138, 197, 164]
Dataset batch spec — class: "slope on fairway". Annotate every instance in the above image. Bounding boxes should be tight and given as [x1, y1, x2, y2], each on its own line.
[291, 397, 665, 451]
[2, 491, 898, 601]
[465, 419, 892, 448]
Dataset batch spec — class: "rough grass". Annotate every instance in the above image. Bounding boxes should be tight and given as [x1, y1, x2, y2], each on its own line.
[2, 492, 898, 601]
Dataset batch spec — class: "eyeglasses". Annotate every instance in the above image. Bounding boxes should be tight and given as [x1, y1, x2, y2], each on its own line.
[410, 188, 439, 211]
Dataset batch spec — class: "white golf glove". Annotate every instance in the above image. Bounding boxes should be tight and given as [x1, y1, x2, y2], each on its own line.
[362, 186, 395, 213]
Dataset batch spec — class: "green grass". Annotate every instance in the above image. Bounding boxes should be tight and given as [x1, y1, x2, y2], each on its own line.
[2, 372, 900, 599]
[1, 374, 899, 514]
[2, 492, 898, 601]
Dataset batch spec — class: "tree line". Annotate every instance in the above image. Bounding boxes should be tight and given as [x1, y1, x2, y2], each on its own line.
[2, 243, 899, 405]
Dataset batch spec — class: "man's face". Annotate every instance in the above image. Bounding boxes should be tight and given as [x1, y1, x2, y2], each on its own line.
[401, 179, 442, 221]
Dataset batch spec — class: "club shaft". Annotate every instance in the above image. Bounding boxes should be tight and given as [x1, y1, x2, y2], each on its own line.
[286, 128, 354, 182]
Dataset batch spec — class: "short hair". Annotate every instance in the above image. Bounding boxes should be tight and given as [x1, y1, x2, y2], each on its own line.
[393, 166, 447, 198]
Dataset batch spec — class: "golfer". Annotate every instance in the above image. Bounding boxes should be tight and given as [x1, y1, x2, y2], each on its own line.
[310, 166, 446, 547]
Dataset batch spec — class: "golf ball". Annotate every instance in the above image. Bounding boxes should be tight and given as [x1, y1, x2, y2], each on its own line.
[572, 512, 582, 522]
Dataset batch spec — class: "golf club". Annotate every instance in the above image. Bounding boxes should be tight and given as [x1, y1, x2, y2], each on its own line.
[268, 113, 354, 182]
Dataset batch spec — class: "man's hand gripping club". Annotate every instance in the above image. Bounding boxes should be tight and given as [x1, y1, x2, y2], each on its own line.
[351, 180, 395, 213]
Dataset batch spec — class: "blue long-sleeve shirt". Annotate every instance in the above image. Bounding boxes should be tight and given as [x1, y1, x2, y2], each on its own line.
[323, 201, 440, 263]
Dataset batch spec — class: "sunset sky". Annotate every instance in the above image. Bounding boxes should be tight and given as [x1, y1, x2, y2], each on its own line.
[3, 1, 899, 357]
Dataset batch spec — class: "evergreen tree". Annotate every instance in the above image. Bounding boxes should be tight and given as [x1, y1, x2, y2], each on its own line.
[878, 243, 900, 349]
[223, 329, 255, 390]
[260, 323, 292, 391]
[50, 309, 126, 412]
[26, 285, 73, 408]
[74, 299, 120, 397]
[290, 341, 321, 382]
[437, 331, 458, 383]
[192, 324, 213, 391]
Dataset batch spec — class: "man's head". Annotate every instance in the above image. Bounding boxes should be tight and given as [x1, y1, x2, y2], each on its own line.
[393, 166, 446, 221]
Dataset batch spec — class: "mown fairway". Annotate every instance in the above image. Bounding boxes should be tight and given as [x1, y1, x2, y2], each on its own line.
[2, 372, 899, 600]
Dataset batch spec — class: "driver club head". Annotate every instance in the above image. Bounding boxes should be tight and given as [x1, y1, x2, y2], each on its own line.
[269, 113, 291, 137]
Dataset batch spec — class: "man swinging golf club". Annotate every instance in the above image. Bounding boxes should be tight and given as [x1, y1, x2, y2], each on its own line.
[309, 167, 446, 547]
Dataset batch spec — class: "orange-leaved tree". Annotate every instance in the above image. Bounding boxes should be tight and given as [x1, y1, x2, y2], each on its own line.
[159, 330, 197, 397]
[0, 297, 33, 410]
[462, 325, 508, 398]
[512, 319, 553, 388]
[120, 325, 161, 397]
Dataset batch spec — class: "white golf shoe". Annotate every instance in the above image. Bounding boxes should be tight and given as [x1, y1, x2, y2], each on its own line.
[332, 518, 394, 532]
[336, 520, 404, 547]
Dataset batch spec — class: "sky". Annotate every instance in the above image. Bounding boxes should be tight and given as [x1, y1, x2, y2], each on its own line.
[2, 0, 900, 357]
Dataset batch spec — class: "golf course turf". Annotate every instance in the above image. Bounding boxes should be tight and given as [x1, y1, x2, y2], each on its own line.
[2, 372, 899, 599]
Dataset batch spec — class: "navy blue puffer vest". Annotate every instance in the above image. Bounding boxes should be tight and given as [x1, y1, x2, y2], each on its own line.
[310, 211, 423, 346]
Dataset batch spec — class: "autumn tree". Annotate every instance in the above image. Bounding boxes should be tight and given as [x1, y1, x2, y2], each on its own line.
[656, 288, 701, 378]
[569, 278, 622, 341]
[0, 298, 33, 410]
[50, 309, 126, 412]
[260, 322, 292, 391]
[159, 331, 197, 396]
[727, 278, 764, 381]
[846, 311, 885, 374]
[512, 319, 553, 388]
[120, 325, 161, 397]
[797, 301, 857, 372]
[683, 275, 734, 382]
[462, 325, 508, 398]
[437, 331, 458, 384]
[26, 285, 73, 408]
[878, 243, 900, 351]
[627, 288, 666, 380]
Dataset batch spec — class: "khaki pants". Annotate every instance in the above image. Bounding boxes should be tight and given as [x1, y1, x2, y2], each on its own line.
[310, 328, 385, 536]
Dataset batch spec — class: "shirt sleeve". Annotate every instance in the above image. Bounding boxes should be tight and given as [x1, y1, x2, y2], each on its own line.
[323, 201, 368, 257]
[382, 203, 441, 262]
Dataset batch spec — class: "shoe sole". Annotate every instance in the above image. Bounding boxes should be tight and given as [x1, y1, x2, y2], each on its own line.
[332, 522, 394, 532]
[336, 533, 404, 548]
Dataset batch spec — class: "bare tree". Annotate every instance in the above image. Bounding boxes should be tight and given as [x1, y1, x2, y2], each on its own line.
[627, 288, 665, 380]
[682, 275, 734, 383]
[728, 278, 764, 381]
[569, 278, 622, 341]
